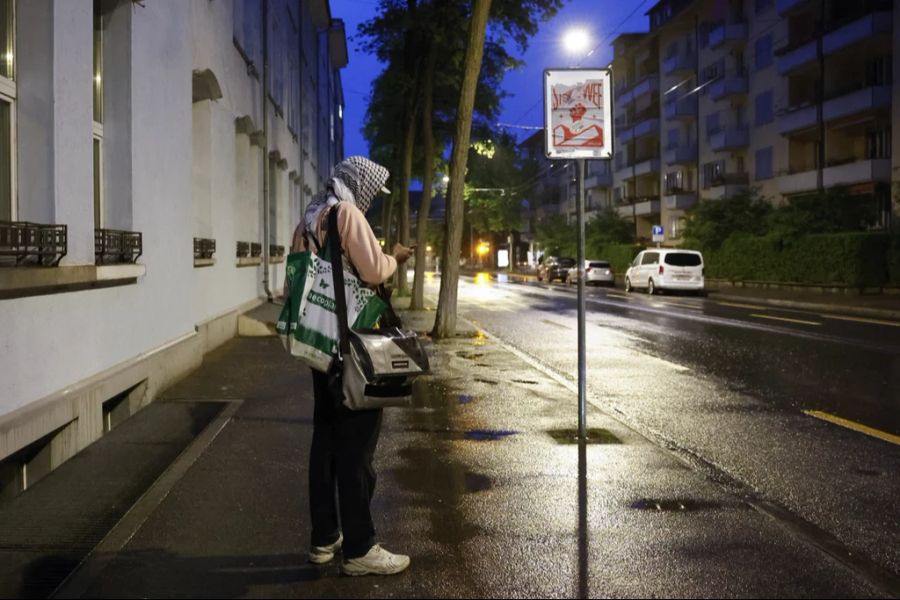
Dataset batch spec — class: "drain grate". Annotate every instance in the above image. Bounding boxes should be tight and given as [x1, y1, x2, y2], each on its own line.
[630, 498, 719, 512]
[464, 429, 518, 442]
[547, 428, 621, 445]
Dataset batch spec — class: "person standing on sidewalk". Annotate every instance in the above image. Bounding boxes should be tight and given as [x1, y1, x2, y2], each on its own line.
[289, 156, 414, 576]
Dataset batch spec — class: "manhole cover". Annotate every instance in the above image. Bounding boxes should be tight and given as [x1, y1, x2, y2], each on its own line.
[547, 428, 621, 444]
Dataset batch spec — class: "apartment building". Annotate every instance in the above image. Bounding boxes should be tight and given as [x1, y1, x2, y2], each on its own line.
[0, 0, 346, 496]
[610, 0, 897, 246]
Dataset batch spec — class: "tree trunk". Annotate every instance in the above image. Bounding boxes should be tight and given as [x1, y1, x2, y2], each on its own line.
[397, 106, 417, 293]
[432, 0, 492, 339]
[411, 40, 437, 310]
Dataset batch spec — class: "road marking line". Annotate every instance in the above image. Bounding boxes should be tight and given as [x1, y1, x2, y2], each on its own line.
[803, 410, 900, 447]
[751, 313, 821, 326]
[654, 301, 702, 311]
[819, 314, 900, 328]
[718, 301, 769, 310]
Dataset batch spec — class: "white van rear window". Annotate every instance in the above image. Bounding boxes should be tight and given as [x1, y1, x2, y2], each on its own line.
[664, 253, 702, 266]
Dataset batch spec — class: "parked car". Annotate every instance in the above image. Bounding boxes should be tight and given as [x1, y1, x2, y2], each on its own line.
[538, 257, 575, 282]
[566, 260, 615, 286]
[624, 249, 704, 295]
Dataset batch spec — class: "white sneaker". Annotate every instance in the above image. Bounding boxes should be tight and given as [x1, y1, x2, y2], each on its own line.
[309, 533, 343, 564]
[341, 544, 410, 576]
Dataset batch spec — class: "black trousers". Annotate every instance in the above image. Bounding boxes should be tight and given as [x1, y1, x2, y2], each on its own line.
[309, 368, 383, 559]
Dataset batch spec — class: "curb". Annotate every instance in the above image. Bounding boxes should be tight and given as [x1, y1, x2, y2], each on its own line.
[467, 271, 900, 323]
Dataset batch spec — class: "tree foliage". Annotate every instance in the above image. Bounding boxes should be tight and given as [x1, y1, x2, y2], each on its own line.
[682, 188, 772, 252]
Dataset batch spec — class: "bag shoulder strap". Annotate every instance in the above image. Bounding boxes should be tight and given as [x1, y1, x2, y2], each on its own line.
[328, 208, 351, 357]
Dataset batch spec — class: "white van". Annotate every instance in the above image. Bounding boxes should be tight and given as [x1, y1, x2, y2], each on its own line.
[624, 249, 704, 295]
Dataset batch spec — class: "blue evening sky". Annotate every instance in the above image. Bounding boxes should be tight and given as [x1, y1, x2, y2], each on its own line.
[332, 0, 652, 157]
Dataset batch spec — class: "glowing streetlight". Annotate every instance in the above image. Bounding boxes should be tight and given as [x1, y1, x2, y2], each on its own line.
[562, 28, 590, 57]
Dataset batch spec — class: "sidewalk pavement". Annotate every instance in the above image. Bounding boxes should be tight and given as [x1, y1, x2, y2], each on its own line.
[2, 300, 890, 598]
[469, 269, 900, 321]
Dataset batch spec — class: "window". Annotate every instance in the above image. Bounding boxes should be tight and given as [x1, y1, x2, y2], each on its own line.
[706, 112, 721, 137]
[641, 252, 659, 265]
[233, 0, 262, 74]
[667, 128, 680, 149]
[755, 0, 773, 15]
[703, 160, 725, 187]
[866, 128, 891, 159]
[755, 90, 773, 126]
[93, 2, 103, 228]
[699, 22, 712, 48]
[0, 0, 13, 221]
[754, 34, 772, 70]
[866, 56, 892, 87]
[669, 217, 683, 239]
[755, 147, 773, 180]
[665, 170, 686, 194]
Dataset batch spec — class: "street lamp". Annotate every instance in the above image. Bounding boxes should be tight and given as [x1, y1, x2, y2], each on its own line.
[562, 28, 590, 57]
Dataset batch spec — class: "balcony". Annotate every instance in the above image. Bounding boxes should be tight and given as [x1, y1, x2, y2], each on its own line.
[706, 173, 749, 198]
[709, 76, 748, 102]
[634, 158, 661, 177]
[823, 12, 892, 56]
[823, 158, 891, 187]
[777, 169, 818, 195]
[664, 145, 697, 166]
[664, 95, 697, 120]
[584, 171, 612, 188]
[709, 128, 749, 152]
[618, 75, 659, 107]
[0, 222, 67, 267]
[777, 39, 816, 75]
[635, 199, 661, 216]
[663, 53, 695, 76]
[631, 117, 660, 141]
[778, 0, 811, 15]
[664, 193, 698, 210]
[709, 23, 748, 50]
[95, 229, 142, 265]
[777, 103, 817, 136]
[823, 85, 891, 123]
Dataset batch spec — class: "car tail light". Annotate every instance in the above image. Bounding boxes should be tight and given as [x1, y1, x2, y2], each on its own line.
[658, 265, 664, 275]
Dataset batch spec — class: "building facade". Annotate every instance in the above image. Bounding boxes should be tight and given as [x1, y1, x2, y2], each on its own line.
[0, 0, 346, 496]
[609, 0, 897, 246]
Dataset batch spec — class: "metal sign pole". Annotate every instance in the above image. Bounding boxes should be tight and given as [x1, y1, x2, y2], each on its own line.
[576, 158, 587, 442]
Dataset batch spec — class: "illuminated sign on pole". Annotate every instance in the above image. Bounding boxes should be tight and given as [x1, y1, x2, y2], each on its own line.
[544, 69, 613, 160]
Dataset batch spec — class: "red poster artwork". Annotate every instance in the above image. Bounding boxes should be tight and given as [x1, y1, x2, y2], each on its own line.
[550, 80, 605, 148]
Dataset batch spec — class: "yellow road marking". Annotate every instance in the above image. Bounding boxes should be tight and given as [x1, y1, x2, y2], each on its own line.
[718, 301, 769, 310]
[804, 410, 900, 447]
[751, 313, 821, 326]
[819, 313, 900, 328]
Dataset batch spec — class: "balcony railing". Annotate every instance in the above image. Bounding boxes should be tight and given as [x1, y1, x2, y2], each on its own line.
[0, 221, 68, 267]
[823, 11, 892, 56]
[95, 229, 142, 265]
[194, 237, 216, 260]
[777, 103, 817, 135]
[709, 75, 748, 101]
[663, 53, 695, 76]
[664, 145, 697, 165]
[823, 85, 891, 123]
[709, 128, 750, 152]
[236, 241, 250, 258]
[664, 95, 697, 120]
[709, 22, 748, 49]
[776, 39, 816, 75]
[778, 0, 811, 16]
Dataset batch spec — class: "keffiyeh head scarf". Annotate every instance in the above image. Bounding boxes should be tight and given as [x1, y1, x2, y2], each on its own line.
[303, 156, 390, 236]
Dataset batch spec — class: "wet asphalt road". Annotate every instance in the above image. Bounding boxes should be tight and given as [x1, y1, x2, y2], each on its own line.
[425, 274, 900, 584]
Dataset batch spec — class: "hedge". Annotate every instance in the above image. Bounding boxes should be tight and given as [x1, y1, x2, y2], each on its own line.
[705, 233, 895, 288]
[594, 244, 643, 273]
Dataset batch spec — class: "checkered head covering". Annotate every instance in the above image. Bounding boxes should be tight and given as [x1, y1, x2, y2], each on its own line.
[330, 156, 390, 214]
